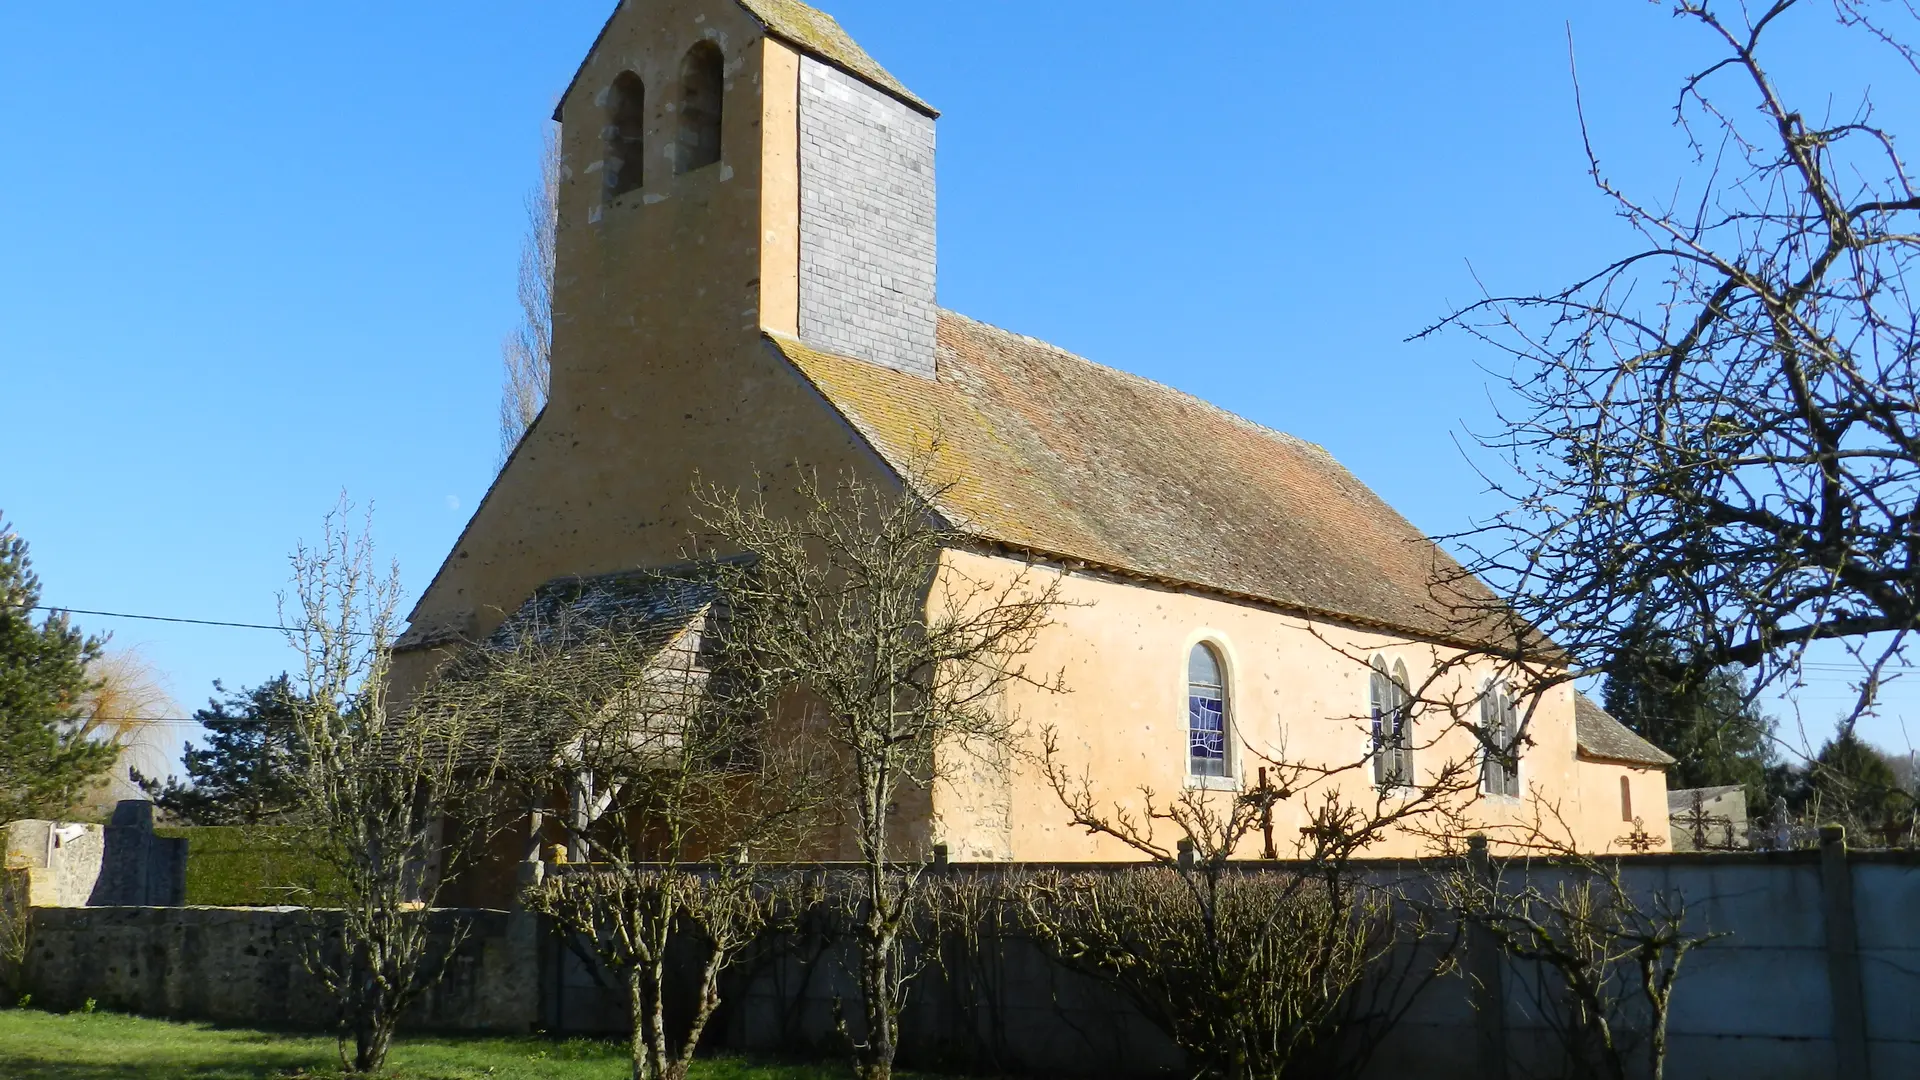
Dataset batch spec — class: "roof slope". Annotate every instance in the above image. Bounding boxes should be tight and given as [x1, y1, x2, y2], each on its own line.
[737, 0, 933, 114]
[488, 563, 727, 652]
[1575, 693, 1676, 768]
[1667, 785, 1744, 810]
[555, 0, 933, 122]
[771, 312, 1509, 644]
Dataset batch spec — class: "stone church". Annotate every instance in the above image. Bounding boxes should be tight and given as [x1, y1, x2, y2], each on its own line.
[394, 0, 1671, 889]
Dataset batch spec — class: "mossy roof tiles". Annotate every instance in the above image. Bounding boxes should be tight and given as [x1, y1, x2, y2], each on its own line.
[771, 312, 1520, 647]
[737, 0, 933, 114]
[1574, 693, 1677, 768]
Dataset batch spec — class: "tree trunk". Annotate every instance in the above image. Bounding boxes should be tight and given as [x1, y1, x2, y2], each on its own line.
[673, 945, 729, 1080]
[627, 965, 657, 1080]
[353, 1012, 394, 1075]
[860, 917, 897, 1080]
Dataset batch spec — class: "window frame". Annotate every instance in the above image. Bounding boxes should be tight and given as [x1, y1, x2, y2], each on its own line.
[1369, 655, 1416, 790]
[1183, 637, 1239, 791]
[1478, 680, 1522, 800]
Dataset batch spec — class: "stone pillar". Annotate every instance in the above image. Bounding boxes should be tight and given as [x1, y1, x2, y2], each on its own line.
[1820, 825, 1870, 1078]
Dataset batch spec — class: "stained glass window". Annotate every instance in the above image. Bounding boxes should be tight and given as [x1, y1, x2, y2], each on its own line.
[1188, 643, 1228, 778]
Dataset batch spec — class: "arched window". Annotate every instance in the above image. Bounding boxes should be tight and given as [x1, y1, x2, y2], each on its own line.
[606, 71, 647, 198]
[1479, 685, 1520, 797]
[676, 41, 724, 173]
[1621, 776, 1634, 822]
[1370, 657, 1413, 787]
[1188, 643, 1229, 778]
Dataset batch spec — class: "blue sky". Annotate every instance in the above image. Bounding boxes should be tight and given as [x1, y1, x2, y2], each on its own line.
[3, 1, 1913, 767]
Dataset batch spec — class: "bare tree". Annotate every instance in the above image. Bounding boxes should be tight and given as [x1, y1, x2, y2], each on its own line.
[473, 581, 823, 1080]
[283, 500, 506, 1074]
[76, 647, 179, 810]
[498, 122, 560, 466]
[1032, 690, 1481, 1079]
[697, 468, 1064, 1080]
[1419, 0, 1920, 724]
[1437, 832, 1724, 1080]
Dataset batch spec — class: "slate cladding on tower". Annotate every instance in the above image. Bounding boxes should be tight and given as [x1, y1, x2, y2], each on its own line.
[797, 56, 938, 379]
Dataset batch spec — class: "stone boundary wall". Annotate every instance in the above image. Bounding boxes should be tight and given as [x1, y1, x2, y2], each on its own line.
[5, 803, 187, 908]
[541, 847, 1920, 1079]
[25, 906, 538, 1033]
[21, 845, 1917, 1078]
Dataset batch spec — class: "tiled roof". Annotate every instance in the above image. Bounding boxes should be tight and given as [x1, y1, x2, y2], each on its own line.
[737, 0, 934, 115]
[467, 562, 740, 769]
[770, 312, 1516, 646]
[554, 0, 934, 123]
[1574, 693, 1676, 768]
[487, 561, 731, 653]
[1667, 785, 1743, 810]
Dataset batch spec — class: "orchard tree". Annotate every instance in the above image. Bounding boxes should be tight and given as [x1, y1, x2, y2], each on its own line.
[283, 502, 507, 1074]
[1422, 0, 1920, 725]
[0, 515, 117, 820]
[697, 468, 1063, 1080]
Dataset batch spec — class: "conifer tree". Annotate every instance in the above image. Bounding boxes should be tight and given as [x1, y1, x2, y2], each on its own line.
[0, 515, 118, 821]
[142, 676, 305, 825]
[1602, 612, 1775, 803]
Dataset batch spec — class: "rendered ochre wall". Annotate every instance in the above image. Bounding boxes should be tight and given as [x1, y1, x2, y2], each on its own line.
[798, 56, 937, 377]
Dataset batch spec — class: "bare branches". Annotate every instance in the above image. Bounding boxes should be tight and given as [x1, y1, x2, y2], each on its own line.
[283, 499, 506, 1075]
[528, 866, 792, 1080]
[695, 465, 1064, 1080]
[467, 561, 824, 1080]
[1016, 866, 1409, 1080]
[1438, 837, 1725, 1080]
[497, 122, 560, 466]
[1419, 0, 1920, 723]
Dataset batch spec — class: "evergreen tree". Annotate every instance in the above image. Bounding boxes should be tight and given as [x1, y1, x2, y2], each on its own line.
[1602, 612, 1775, 804]
[142, 676, 304, 825]
[0, 515, 118, 821]
[1802, 726, 1911, 843]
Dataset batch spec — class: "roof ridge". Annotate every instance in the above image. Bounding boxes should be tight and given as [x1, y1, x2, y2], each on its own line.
[936, 309, 1334, 460]
[552, 1, 935, 125]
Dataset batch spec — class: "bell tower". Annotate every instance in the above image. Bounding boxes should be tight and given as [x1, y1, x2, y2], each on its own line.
[547, 0, 938, 412]
[393, 0, 941, 684]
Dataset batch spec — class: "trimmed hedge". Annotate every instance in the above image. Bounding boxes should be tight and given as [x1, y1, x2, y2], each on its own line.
[153, 826, 342, 907]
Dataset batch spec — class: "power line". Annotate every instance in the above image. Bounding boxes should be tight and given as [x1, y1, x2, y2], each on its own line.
[28, 605, 374, 637]
[41, 714, 296, 728]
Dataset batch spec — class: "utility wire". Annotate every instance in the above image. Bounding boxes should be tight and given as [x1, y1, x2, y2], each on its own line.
[28, 605, 374, 637]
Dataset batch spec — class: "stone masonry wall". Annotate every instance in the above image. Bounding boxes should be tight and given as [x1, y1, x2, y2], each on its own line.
[26, 907, 539, 1033]
[798, 56, 937, 378]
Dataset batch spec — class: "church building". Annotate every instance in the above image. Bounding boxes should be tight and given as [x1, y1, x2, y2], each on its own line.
[393, 0, 1671, 887]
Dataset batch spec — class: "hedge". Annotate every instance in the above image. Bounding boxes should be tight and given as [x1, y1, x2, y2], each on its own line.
[153, 826, 343, 907]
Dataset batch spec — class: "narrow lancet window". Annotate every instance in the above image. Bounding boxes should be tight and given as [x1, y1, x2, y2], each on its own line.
[677, 41, 724, 173]
[606, 71, 647, 197]
[1188, 644, 1229, 778]
[1480, 686, 1520, 797]
[1371, 657, 1414, 787]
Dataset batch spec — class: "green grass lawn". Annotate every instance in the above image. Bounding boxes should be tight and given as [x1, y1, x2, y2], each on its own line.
[0, 1008, 876, 1080]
